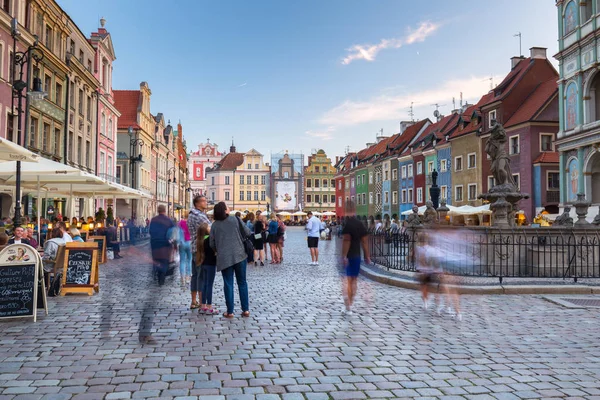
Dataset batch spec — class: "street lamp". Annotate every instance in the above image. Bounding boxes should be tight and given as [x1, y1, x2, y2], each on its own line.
[167, 167, 176, 218]
[11, 19, 46, 226]
[128, 126, 144, 221]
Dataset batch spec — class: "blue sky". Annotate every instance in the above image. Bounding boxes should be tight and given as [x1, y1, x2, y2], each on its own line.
[59, 0, 558, 163]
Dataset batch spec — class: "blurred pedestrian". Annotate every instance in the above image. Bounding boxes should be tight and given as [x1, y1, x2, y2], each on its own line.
[267, 214, 280, 264]
[149, 205, 174, 286]
[277, 214, 286, 262]
[178, 211, 193, 287]
[210, 202, 250, 318]
[340, 201, 370, 314]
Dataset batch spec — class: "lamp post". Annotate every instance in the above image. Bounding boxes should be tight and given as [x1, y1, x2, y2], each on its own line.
[128, 126, 144, 221]
[167, 167, 176, 218]
[11, 19, 46, 227]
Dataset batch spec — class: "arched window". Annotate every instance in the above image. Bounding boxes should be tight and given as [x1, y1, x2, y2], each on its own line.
[564, 1, 579, 35]
[565, 81, 578, 130]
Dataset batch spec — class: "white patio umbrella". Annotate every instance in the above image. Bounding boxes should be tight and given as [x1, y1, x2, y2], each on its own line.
[322, 211, 336, 216]
[292, 211, 307, 216]
[312, 211, 323, 216]
[277, 211, 292, 216]
[0, 138, 39, 163]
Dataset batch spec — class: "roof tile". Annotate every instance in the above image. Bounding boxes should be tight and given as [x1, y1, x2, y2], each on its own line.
[114, 90, 141, 129]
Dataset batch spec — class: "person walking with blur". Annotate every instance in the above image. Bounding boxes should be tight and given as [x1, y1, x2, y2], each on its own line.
[340, 201, 370, 314]
[178, 211, 193, 286]
[267, 214, 280, 264]
[277, 214, 286, 262]
[210, 202, 251, 318]
[306, 211, 321, 265]
[149, 205, 174, 286]
[187, 195, 211, 309]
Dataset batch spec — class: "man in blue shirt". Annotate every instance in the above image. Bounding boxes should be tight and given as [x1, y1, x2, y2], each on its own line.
[305, 211, 321, 265]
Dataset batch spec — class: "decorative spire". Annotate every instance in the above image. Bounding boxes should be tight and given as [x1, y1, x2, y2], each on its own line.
[100, 17, 106, 28]
[230, 137, 236, 153]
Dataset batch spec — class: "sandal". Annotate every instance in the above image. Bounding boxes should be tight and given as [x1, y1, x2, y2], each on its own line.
[190, 303, 199, 310]
[206, 308, 219, 315]
[242, 311, 250, 318]
[199, 307, 207, 314]
[223, 312, 234, 319]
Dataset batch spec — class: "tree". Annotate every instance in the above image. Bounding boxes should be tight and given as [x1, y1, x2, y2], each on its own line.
[95, 207, 105, 223]
[106, 206, 114, 226]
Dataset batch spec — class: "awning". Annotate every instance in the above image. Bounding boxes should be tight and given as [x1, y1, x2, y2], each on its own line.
[0, 138, 39, 163]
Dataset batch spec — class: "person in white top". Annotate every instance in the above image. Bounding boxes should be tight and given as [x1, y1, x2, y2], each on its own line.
[58, 222, 73, 243]
[305, 212, 321, 265]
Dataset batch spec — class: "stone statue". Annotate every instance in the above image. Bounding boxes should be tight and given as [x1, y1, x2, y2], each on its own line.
[422, 201, 438, 225]
[486, 123, 517, 190]
[554, 207, 574, 226]
[592, 214, 600, 226]
[431, 169, 438, 186]
[405, 206, 421, 227]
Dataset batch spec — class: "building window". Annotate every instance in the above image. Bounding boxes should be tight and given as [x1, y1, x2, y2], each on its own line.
[261, 191, 266, 201]
[307, 194, 312, 203]
[247, 190, 251, 200]
[392, 191, 398, 204]
[225, 191, 230, 201]
[100, 152, 105, 174]
[1, 0, 10, 13]
[441, 185, 447, 201]
[488, 176, 496, 190]
[510, 135, 520, 154]
[468, 184, 477, 200]
[283, 171, 289, 179]
[41, 123, 50, 152]
[331, 179, 335, 187]
[408, 189, 413, 203]
[401, 166, 407, 178]
[401, 190, 407, 203]
[323, 179, 328, 187]
[455, 185, 463, 202]
[68, 132, 73, 161]
[548, 172, 560, 189]
[468, 153, 476, 169]
[45, 25, 53, 51]
[7, 114, 14, 142]
[417, 187, 423, 203]
[53, 128, 60, 156]
[315, 194, 321, 204]
[563, 1, 578, 35]
[78, 89, 83, 115]
[338, 197, 342, 207]
[253, 175, 257, 185]
[384, 170, 388, 181]
[331, 195, 335, 203]
[440, 159, 447, 172]
[351, 179, 354, 188]
[44, 75, 52, 99]
[315, 179, 320, 188]
[255, 163, 259, 169]
[225, 176, 230, 185]
[384, 191, 389, 203]
[392, 169, 397, 180]
[427, 161, 434, 174]
[369, 192, 373, 204]
[240, 191, 244, 201]
[489, 110, 496, 128]
[30, 117, 38, 148]
[338, 180, 342, 190]
[315, 166, 320, 173]
[417, 162, 423, 175]
[85, 140, 91, 168]
[55, 83, 62, 107]
[369, 172, 373, 184]
[211, 191, 215, 201]
[116, 165, 122, 184]
[345, 180, 349, 189]
[541, 134, 553, 151]
[455, 156, 463, 171]
[240, 175, 244, 184]
[86, 96, 92, 121]
[254, 191, 259, 201]
[211, 176, 215, 185]
[107, 155, 113, 177]
[362, 193, 366, 205]
[261, 175, 266, 185]
[100, 113, 106, 136]
[306, 178, 312, 188]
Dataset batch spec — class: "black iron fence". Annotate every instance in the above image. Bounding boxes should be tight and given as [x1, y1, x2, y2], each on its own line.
[367, 227, 600, 281]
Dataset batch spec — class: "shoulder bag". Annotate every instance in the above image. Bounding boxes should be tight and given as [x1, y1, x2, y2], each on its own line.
[236, 217, 255, 262]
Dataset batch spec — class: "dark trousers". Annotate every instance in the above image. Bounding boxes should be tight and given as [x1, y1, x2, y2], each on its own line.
[221, 260, 249, 314]
[201, 264, 217, 305]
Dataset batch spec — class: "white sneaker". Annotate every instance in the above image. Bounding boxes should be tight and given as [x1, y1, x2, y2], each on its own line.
[314, 261, 319, 266]
[345, 309, 353, 315]
[456, 312, 463, 321]
[422, 299, 429, 310]
[310, 261, 315, 266]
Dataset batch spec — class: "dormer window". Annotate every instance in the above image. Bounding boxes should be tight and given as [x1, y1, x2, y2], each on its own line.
[489, 110, 497, 128]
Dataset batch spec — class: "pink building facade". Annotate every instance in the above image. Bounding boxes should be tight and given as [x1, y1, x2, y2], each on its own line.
[89, 18, 120, 210]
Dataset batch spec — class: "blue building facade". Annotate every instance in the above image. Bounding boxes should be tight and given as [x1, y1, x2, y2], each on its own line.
[436, 146, 452, 205]
[398, 157, 414, 219]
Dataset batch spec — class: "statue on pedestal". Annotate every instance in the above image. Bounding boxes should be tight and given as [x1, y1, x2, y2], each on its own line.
[405, 206, 421, 227]
[554, 207, 574, 227]
[422, 201, 438, 225]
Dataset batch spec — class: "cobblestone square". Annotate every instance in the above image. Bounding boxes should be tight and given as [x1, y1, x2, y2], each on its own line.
[1, 227, 600, 399]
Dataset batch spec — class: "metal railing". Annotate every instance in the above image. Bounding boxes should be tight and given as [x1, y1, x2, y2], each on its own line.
[98, 173, 117, 183]
[367, 227, 600, 281]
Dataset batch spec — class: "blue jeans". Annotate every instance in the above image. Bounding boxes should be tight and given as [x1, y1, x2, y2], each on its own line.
[179, 241, 192, 277]
[201, 264, 217, 305]
[221, 260, 249, 314]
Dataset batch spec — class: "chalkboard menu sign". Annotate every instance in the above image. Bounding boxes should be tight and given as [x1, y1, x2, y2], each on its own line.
[89, 236, 106, 264]
[61, 243, 98, 296]
[0, 263, 38, 319]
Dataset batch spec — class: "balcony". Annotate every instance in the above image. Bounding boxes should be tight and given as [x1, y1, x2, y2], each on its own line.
[546, 190, 560, 204]
[99, 173, 117, 183]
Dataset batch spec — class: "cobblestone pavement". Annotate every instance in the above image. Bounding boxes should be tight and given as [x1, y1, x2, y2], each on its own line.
[2, 227, 600, 399]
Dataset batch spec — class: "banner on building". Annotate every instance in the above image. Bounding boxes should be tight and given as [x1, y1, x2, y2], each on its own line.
[275, 181, 297, 211]
[193, 163, 204, 181]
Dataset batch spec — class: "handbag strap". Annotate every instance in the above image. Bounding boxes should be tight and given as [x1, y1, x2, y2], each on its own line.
[235, 216, 248, 244]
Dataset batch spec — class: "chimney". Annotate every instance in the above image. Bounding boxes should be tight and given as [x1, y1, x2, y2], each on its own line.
[511, 56, 525, 69]
[530, 47, 547, 60]
[399, 120, 414, 134]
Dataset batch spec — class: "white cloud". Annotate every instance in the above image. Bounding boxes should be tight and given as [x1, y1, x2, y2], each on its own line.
[238, 82, 247, 87]
[318, 75, 502, 126]
[341, 21, 440, 65]
[306, 126, 336, 141]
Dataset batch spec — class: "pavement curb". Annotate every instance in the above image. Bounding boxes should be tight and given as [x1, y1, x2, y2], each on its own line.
[360, 263, 599, 295]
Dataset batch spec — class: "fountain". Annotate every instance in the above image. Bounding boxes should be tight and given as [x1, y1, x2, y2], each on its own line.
[478, 123, 529, 227]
